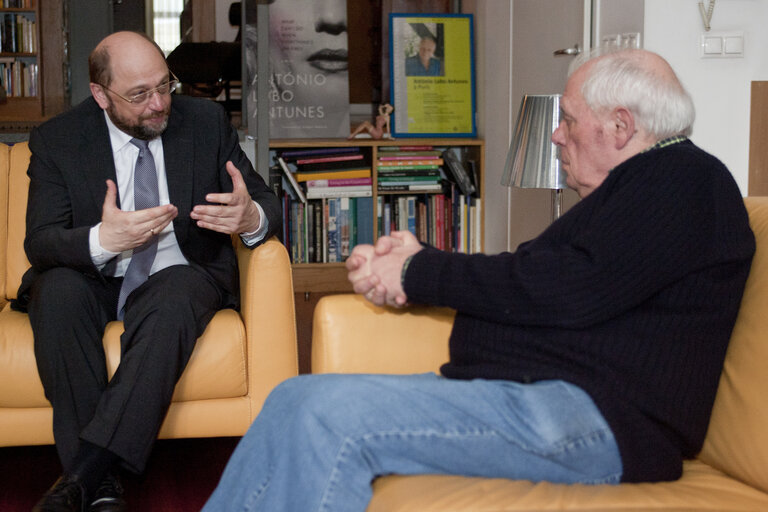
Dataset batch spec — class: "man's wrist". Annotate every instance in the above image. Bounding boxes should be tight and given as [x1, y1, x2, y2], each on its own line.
[400, 253, 416, 290]
[240, 200, 268, 246]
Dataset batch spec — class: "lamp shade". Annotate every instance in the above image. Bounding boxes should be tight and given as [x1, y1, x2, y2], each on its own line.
[501, 94, 566, 190]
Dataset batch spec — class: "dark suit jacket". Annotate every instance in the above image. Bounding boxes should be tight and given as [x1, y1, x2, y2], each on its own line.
[17, 95, 282, 310]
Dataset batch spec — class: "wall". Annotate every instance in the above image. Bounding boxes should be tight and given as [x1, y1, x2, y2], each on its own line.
[216, 0, 239, 42]
[68, 0, 112, 105]
[644, 0, 768, 194]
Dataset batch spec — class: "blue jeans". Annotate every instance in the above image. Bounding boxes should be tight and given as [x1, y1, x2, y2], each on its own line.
[203, 374, 622, 512]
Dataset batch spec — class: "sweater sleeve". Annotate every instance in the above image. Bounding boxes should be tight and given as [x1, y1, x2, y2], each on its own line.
[403, 143, 744, 329]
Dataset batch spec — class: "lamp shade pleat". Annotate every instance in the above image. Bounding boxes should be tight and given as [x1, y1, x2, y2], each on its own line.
[501, 94, 567, 190]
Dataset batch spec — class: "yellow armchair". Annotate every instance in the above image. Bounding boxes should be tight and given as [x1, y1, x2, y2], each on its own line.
[311, 197, 768, 511]
[0, 142, 299, 447]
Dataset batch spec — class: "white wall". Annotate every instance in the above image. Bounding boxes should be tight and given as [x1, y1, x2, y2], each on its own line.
[644, 0, 768, 194]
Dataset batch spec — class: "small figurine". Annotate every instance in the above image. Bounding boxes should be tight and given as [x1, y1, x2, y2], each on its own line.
[348, 103, 394, 140]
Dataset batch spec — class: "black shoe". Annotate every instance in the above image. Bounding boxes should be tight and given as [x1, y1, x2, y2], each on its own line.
[33, 474, 86, 512]
[88, 473, 126, 512]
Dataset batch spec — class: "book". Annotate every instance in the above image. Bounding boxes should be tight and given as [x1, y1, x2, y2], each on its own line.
[340, 197, 351, 259]
[441, 150, 476, 197]
[305, 177, 372, 187]
[378, 184, 444, 192]
[356, 196, 374, 245]
[277, 156, 307, 204]
[406, 196, 417, 236]
[280, 147, 360, 160]
[268, 165, 284, 203]
[378, 145, 434, 151]
[306, 187, 373, 199]
[296, 154, 364, 165]
[327, 198, 340, 262]
[297, 158, 369, 172]
[295, 168, 371, 182]
[377, 151, 442, 160]
[378, 175, 441, 183]
[377, 169, 441, 177]
[377, 159, 443, 167]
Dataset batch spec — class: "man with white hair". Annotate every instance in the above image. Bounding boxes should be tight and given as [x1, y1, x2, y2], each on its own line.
[204, 48, 755, 512]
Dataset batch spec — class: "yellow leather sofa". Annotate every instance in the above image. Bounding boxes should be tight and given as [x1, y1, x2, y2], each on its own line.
[312, 196, 768, 511]
[0, 141, 299, 447]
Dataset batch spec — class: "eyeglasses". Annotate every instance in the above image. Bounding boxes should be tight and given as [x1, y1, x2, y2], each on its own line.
[100, 71, 180, 105]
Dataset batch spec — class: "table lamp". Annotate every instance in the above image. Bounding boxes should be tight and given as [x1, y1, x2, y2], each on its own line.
[501, 94, 567, 222]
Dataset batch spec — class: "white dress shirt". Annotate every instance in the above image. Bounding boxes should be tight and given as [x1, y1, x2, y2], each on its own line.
[89, 112, 267, 275]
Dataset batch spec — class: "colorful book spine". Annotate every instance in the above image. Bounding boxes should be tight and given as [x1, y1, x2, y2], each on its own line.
[295, 168, 371, 182]
[377, 159, 443, 167]
[297, 154, 365, 165]
[306, 187, 372, 199]
[305, 177, 372, 187]
[280, 147, 360, 159]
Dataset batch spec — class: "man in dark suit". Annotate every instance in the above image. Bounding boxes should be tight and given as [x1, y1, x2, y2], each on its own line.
[23, 31, 281, 512]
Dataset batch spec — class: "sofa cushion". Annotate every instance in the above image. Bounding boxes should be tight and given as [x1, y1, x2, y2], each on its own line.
[0, 306, 247, 407]
[698, 196, 768, 495]
[368, 460, 768, 511]
[312, 294, 453, 375]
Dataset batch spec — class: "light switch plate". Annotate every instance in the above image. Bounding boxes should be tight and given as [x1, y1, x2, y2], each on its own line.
[700, 31, 744, 59]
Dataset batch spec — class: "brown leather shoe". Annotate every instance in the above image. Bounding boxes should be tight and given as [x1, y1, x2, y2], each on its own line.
[33, 474, 86, 512]
[88, 473, 126, 512]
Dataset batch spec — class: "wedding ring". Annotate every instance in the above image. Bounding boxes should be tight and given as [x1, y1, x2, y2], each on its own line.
[150, 227, 155, 235]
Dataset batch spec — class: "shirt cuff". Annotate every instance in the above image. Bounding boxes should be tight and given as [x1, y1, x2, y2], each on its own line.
[240, 200, 269, 247]
[89, 223, 120, 269]
[400, 254, 416, 289]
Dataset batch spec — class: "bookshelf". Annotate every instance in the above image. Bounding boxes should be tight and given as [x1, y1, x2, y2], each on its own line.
[269, 137, 484, 293]
[0, 0, 67, 132]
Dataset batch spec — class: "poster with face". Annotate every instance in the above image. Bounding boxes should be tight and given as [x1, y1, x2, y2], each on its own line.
[244, 0, 351, 138]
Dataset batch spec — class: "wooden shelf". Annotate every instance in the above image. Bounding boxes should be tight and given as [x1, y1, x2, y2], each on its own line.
[272, 137, 484, 293]
[0, 1, 68, 132]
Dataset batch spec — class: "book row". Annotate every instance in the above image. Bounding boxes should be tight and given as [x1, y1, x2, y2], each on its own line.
[274, 145, 480, 202]
[278, 187, 481, 264]
[2, 1, 35, 8]
[0, 59, 36, 96]
[1, 13, 36, 54]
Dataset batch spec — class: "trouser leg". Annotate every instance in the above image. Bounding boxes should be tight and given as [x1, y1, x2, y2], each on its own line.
[203, 373, 622, 512]
[28, 267, 119, 470]
[81, 265, 222, 472]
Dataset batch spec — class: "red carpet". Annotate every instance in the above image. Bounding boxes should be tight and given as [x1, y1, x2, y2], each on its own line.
[0, 437, 240, 511]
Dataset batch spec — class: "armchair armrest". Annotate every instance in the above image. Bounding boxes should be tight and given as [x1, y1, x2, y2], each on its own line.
[311, 294, 454, 375]
[236, 237, 298, 419]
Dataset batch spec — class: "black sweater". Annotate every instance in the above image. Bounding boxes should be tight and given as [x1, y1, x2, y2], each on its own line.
[403, 140, 755, 482]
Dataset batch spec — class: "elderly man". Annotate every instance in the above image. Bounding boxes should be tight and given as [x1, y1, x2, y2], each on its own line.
[25, 31, 281, 512]
[203, 48, 754, 512]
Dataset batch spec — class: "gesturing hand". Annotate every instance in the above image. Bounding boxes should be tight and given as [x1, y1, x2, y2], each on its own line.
[99, 179, 177, 253]
[190, 161, 261, 235]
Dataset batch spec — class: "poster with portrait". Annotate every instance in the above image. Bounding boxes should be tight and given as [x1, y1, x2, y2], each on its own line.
[389, 14, 476, 138]
[244, 0, 351, 138]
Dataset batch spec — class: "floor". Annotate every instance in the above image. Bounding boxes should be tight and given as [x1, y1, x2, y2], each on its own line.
[0, 437, 240, 511]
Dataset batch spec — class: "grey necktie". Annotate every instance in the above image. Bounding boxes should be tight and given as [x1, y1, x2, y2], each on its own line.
[117, 138, 160, 319]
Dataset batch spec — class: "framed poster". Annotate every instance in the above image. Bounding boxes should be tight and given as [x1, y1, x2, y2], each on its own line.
[389, 13, 476, 138]
[243, 0, 351, 138]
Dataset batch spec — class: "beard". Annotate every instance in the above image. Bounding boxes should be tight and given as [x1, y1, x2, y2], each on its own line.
[106, 99, 170, 140]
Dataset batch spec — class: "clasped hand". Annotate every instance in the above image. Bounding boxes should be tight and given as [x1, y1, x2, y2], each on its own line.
[346, 230, 422, 307]
[99, 161, 259, 252]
